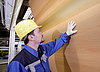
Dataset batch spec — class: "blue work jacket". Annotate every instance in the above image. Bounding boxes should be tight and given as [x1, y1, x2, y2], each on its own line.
[7, 32, 69, 72]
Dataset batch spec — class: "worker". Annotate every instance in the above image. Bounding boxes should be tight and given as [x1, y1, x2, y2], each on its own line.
[7, 19, 77, 72]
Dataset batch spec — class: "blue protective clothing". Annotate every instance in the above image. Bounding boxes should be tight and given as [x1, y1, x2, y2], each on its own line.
[7, 32, 69, 72]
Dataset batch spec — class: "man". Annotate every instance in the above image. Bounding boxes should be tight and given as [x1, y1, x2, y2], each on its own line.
[7, 19, 77, 72]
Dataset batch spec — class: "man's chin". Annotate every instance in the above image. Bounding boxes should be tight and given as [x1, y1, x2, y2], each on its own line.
[40, 41, 45, 43]
[40, 39, 45, 43]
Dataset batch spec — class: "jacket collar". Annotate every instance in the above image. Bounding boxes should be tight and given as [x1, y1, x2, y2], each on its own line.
[24, 45, 38, 57]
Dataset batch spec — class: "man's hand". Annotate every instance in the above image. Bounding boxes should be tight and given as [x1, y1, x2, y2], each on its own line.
[66, 21, 78, 36]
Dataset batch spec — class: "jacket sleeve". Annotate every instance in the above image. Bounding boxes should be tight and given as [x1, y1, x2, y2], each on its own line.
[7, 61, 26, 72]
[42, 32, 69, 57]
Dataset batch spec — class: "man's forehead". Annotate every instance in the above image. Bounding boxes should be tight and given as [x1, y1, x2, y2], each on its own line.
[34, 28, 40, 31]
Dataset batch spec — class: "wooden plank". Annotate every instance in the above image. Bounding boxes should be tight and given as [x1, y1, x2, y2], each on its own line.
[29, 0, 100, 72]
[65, 3, 100, 72]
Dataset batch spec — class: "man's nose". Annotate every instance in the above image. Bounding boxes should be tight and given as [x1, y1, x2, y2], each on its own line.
[41, 32, 43, 36]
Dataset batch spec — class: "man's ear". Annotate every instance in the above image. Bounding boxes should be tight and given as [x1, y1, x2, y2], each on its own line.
[28, 35, 34, 41]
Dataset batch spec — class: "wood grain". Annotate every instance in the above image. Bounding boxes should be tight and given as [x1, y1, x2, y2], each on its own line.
[29, 0, 100, 72]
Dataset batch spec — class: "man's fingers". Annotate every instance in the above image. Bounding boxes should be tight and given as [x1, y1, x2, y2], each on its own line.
[67, 21, 78, 35]
[71, 21, 75, 26]
[68, 21, 74, 26]
[72, 30, 78, 34]
[72, 23, 76, 29]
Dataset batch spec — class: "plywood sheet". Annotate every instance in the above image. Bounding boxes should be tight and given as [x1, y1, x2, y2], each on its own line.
[29, 0, 100, 72]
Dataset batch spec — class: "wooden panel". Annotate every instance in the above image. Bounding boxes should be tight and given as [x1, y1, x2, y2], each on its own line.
[29, 0, 100, 72]
[65, 4, 100, 72]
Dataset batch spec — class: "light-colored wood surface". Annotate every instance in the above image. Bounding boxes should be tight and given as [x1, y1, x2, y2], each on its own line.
[29, 0, 100, 72]
[65, 3, 100, 72]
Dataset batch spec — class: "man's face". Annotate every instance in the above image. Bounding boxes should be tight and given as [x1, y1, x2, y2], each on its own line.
[33, 28, 45, 43]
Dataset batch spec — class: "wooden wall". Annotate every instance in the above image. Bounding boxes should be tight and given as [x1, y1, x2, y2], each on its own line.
[29, 0, 100, 72]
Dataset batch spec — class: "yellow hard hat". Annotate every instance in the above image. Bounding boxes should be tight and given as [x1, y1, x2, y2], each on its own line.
[15, 19, 42, 40]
